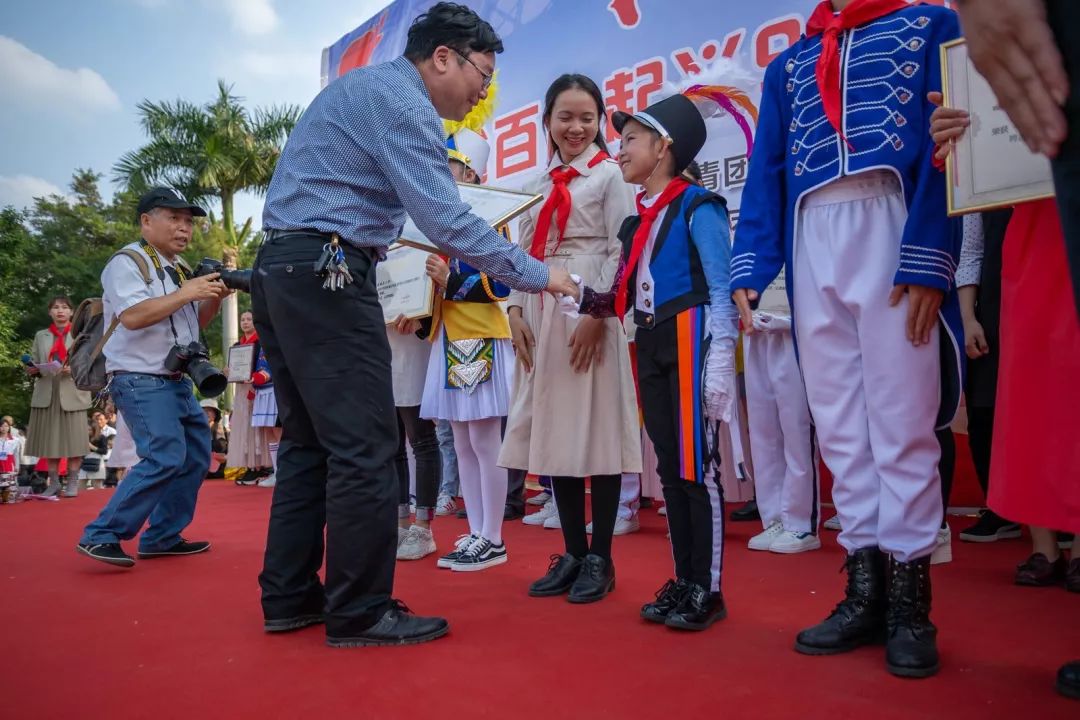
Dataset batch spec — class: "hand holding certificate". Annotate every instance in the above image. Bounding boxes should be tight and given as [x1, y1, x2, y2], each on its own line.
[940, 38, 1056, 214]
[377, 245, 435, 325]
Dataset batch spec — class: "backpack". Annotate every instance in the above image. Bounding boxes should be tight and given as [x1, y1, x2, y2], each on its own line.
[67, 248, 153, 393]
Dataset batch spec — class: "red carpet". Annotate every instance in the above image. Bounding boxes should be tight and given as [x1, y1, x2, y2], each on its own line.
[3, 483, 1077, 720]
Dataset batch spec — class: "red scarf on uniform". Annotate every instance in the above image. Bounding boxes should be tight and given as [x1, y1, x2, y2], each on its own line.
[240, 331, 259, 345]
[529, 151, 609, 260]
[806, 0, 910, 141]
[614, 177, 691, 318]
[48, 323, 70, 363]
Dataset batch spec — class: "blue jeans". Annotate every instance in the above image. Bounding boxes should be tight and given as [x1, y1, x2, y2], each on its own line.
[435, 419, 459, 497]
[81, 373, 209, 552]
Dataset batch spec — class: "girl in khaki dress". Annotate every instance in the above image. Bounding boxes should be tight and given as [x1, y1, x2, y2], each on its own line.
[25, 296, 91, 497]
[499, 75, 641, 603]
[227, 311, 273, 484]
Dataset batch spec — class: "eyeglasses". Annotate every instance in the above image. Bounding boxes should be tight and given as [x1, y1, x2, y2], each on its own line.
[452, 48, 493, 90]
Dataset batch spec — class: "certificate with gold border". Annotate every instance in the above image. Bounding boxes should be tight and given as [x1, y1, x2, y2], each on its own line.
[398, 183, 542, 252]
[941, 38, 1055, 215]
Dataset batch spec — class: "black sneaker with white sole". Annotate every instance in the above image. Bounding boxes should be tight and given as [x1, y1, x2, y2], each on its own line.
[437, 534, 478, 569]
[137, 539, 211, 558]
[77, 542, 135, 568]
[958, 511, 1022, 543]
[450, 537, 507, 572]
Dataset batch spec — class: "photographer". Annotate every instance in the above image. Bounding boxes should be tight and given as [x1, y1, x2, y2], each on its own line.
[77, 187, 230, 568]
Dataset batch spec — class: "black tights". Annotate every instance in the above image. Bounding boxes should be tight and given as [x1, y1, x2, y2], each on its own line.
[937, 427, 955, 528]
[550, 475, 621, 561]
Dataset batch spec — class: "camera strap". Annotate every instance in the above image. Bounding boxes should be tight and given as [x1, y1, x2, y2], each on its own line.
[139, 240, 198, 346]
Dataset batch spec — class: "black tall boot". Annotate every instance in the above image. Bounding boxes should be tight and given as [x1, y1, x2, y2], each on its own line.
[885, 556, 939, 678]
[795, 547, 886, 655]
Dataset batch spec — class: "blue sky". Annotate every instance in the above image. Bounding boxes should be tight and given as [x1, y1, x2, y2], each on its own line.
[0, 0, 389, 225]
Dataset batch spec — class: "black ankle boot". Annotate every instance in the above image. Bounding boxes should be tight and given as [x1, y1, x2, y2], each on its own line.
[665, 583, 726, 631]
[567, 554, 614, 603]
[885, 556, 939, 678]
[795, 546, 886, 655]
[528, 554, 581, 597]
[640, 578, 690, 624]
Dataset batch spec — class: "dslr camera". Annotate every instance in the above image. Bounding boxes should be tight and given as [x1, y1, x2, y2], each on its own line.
[164, 341, 228, 398]
[192, 258, 252, 293]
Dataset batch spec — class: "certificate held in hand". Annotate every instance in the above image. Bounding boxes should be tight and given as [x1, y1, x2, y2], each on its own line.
[941, 38, 1056, 215]
[377, 245, 435, 325]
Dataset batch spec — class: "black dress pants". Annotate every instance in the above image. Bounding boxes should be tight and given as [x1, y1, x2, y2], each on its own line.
[252, 232, 398, 636]
[1048, 0, 1080, 318]
[636, 317, 725, 592]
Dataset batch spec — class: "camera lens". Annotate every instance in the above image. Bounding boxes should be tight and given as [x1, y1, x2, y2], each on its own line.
[187, 357, 228, 398]
[220, 269, 252, 293]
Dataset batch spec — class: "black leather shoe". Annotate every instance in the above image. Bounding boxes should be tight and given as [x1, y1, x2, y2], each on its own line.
[568, 554, 615, 604]
[729, 499, 760, 522]
[1057, 661, 1080, 700]
[665, 583, 727, 631]
[641, 578, 691, 624]
[528, 554, 582, 597]
[326, 600, 449, 647]
[885, 556, 939, 678]
[795, 547, 887, 655]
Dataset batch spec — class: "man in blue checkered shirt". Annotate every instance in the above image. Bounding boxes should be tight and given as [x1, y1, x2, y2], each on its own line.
[253, 2, 578, 648]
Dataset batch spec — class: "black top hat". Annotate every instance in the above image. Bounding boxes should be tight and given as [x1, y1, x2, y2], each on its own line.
[612, 94, 706, 174]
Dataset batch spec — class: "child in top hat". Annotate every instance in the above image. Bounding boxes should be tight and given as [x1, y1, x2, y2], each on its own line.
[568, 88, 745, 630]
[729, 0, 962, 678]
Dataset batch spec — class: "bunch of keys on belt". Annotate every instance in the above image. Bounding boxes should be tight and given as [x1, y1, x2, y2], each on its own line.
[314, 234, 354, 291]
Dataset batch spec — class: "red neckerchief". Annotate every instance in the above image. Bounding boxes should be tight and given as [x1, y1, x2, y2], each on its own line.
[614, 178, 691, 318]
[48, 323, 70, 363]
[240, 331, 259, 345]
[806, 0, 909, 145]
[529, 150, 609, 261]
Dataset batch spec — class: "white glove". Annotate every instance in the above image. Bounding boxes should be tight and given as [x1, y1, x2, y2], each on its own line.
[703, 339, 736, 423]
[751, 311, 792, 333]
[557, 273, 584, 318]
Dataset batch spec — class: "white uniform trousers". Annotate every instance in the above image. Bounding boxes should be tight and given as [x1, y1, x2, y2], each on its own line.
[618, 472, 640, 521]
[793, 172, 942, 562]
[743, 330, 820, 534]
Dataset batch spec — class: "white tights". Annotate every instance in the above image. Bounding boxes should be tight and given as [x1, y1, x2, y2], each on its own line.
[451, 417, 507, 545]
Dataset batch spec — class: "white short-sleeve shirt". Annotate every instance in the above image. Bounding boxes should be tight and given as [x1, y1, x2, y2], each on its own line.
[101, 242, 200, 374]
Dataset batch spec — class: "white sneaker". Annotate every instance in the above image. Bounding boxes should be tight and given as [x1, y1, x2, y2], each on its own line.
[397, 525, 437, 561]
[657, 505, 667, 516]
[527, 490, 551, 506]
[257, 474, 276, 488]
[931, 524, 952, 565]
[585, 515, 641, 536]
[769, 530, 822, 554]
[523, 500, 557, 526]
[396, 526, 410, 550]
[437, 533, 477, 569]
[434, 495, 457, 517]
[823, 514, 841, 531]
[748, 520, 785, 551]
[542, 513, 562, 529]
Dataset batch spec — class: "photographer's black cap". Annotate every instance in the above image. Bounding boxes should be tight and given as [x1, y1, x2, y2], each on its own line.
[136, 187, 207, 218]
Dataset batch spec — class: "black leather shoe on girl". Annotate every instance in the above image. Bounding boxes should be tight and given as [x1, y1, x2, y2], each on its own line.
[641, 578, 691, 623]
[665, 583, 727, 631]
[528, 554, 582, 597]
[567, 554, 615, 603]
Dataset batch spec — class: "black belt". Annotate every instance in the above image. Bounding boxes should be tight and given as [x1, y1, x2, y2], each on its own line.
[264, 229, 335, 242]
[112, 370, 184, 381]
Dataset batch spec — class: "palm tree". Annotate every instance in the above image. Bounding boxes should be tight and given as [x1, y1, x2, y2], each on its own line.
[114, 81, 301, 367]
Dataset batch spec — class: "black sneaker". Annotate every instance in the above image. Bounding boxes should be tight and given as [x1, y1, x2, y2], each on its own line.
[76, 542, 135, 568]
[326, 600, 449, 647]
[264, 614, 325, 633]
[450, 537, 507, 572]
[138, 539, 211, 558]
[437, 534, 478, 569]
[958, 511, 1021, 543]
